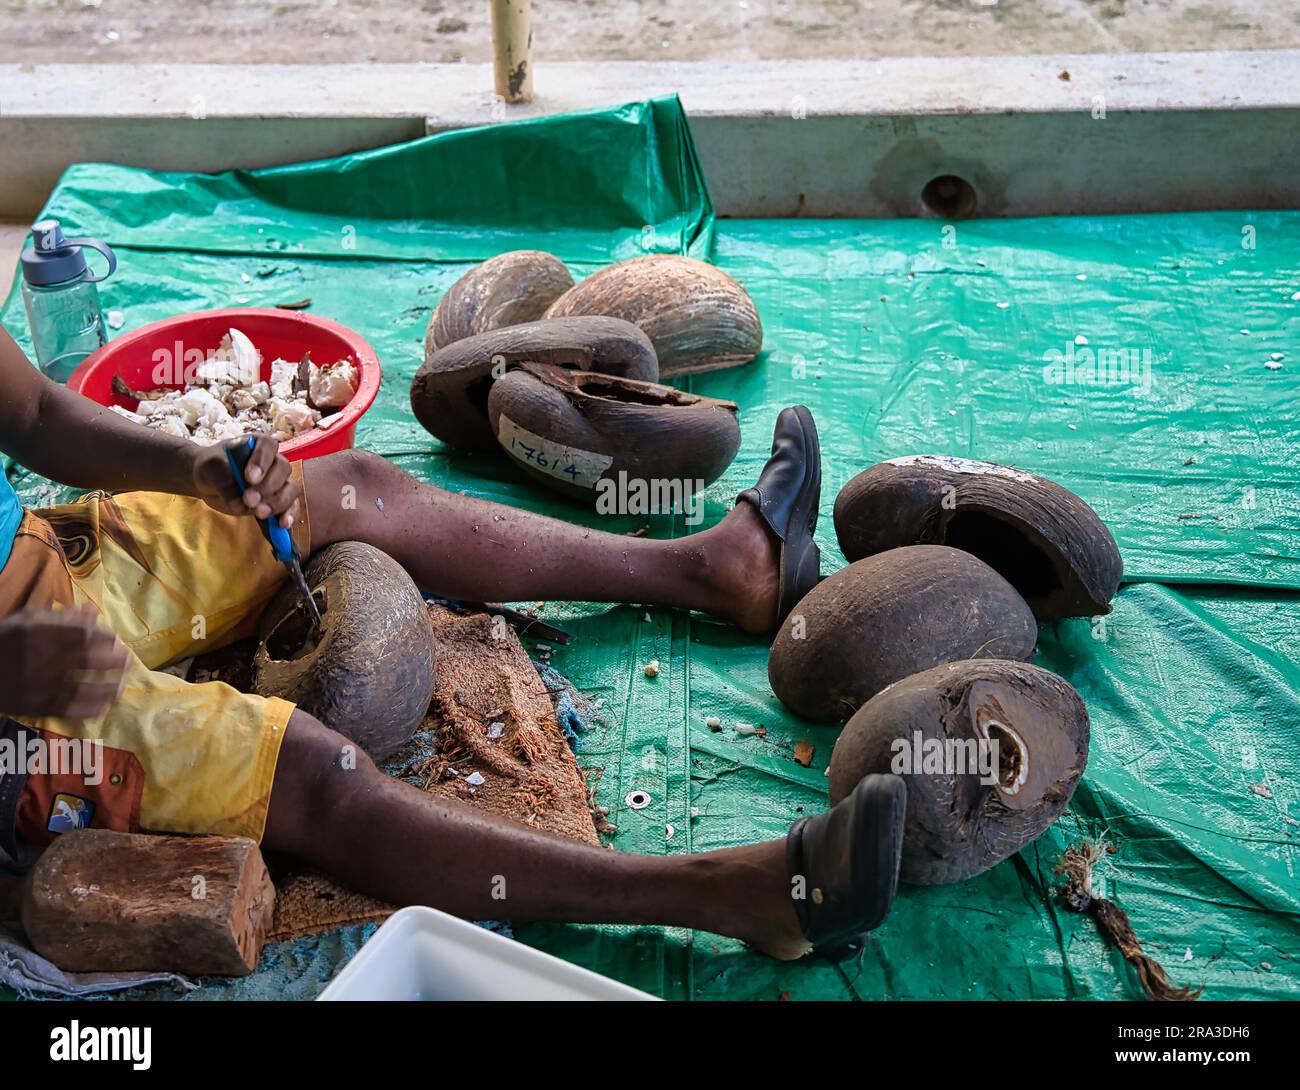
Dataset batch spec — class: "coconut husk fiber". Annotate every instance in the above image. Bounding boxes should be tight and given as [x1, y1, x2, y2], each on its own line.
[406, 603, 601, 846]
[189, 603, 601, 943]
[1054, 837, 1201, 1002]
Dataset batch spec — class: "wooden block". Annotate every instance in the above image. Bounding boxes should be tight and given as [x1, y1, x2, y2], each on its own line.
[20, 829, 275, 977]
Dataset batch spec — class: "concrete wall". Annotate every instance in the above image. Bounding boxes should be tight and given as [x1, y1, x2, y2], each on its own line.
[1, 53, 1297, 225]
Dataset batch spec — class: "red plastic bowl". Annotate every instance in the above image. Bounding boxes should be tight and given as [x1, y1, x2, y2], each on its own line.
[68, 308, 382, 461]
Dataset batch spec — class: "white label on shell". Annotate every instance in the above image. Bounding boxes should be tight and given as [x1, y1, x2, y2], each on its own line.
[885, 454, 1037, 484]
[497, 414, 613, 489]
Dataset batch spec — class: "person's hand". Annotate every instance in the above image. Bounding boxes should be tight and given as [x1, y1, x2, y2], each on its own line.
[0, 605, 130, 719]
[193, 435, 300, 527]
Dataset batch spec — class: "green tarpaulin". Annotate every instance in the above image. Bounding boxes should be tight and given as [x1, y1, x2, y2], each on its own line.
[4, 96, 1296, 1000]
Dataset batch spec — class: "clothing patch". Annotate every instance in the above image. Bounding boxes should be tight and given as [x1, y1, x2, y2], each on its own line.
[16, 729, 145, 849]
[47, 793, 95, 834]
[38, 501, 103, 576]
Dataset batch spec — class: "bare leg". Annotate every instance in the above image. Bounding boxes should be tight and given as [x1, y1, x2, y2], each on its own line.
[264, 712, 809, 959]
[298, 450, 781, 634]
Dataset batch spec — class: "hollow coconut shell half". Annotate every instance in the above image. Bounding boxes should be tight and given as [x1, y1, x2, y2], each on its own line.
[253, 541, 435, 761]
[827, 659, 1089, 884]
[768, 545, 1038, 723]
[487, 361, 741, 503]
[833, 455, 1122, 620]
[410, 315, 659, 453]
[543, 254, 762, 376]
[424, 250, 574, 355]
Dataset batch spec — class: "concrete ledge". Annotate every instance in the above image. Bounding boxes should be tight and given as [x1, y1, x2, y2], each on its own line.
[2, 53, 1298, 220]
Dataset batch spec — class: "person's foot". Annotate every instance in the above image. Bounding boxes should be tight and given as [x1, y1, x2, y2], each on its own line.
[785, 774, 906, 958]
[738, 405, 821, 620]
[703, 500, 783, 634]
[699, 406, 823, 635]
[705, 774, 907, 960]
[700, 839, 814, 960]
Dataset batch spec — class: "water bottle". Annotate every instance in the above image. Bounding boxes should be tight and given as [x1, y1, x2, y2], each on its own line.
[20, 220, 117, 383]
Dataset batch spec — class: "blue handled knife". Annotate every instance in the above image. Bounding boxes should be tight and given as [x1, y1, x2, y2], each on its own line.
[225, 437, 322, 634]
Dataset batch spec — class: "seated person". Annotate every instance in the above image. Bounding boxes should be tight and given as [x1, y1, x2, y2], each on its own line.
[0, 324, 903, 960]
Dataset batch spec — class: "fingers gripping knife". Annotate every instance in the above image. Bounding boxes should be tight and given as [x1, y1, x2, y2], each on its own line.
[225, 437, 322, 635]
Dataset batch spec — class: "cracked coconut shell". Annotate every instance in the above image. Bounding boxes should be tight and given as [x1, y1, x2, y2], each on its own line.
[487, 361, 740, 503]
[827, 659, 1089, 884]
[833, 455, 1122, 620]
[253, 542, 435, 760]
[410, 315, 659, 453]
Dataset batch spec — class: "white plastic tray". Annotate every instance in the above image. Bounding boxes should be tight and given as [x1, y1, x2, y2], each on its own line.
[317, 905, 657, 1001]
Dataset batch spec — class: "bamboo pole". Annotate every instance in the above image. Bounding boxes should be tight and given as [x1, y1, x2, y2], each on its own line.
[490, 0, 534, 104]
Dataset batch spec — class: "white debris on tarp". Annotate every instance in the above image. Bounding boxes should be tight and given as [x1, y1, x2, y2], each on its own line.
[643, 659, 660, 678]
[114, 327, 357, 445]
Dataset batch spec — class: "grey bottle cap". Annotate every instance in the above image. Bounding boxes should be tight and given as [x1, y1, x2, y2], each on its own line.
[20, 220, 117, 287]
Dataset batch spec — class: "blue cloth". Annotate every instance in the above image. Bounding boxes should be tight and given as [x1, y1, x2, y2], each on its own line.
[0, 472, 21, 574]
